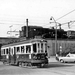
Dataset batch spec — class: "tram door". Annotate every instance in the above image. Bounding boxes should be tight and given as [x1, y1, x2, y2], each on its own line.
[33, 44, 37, 53]
[9, 48, 11, 63]
[13, 47, 16, 64]
[8, 47, 16, 64]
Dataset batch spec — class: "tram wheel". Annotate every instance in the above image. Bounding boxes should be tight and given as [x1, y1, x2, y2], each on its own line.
[3, 61, 8, 65]
[21, 62, 25, 67]
[3, 61, 6, 65]
[24, 62, 28, 67]
[28, 63, 32, 67]
[18, 62, 22, 67]
[38, 64, 45, 68]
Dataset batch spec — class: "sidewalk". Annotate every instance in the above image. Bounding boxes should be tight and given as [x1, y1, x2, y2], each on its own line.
[48, 56, 58, 62]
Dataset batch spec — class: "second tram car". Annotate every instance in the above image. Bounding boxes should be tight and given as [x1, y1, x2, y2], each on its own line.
[1, 38, 48, 67]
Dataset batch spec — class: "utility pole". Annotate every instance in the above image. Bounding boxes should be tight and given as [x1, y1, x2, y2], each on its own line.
[50, 16, 57, 55]
[26, 19, 28, 38]
[9, 25, 13, 37]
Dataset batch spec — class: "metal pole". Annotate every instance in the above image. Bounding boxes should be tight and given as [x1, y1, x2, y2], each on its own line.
[51, 17, 57, 55]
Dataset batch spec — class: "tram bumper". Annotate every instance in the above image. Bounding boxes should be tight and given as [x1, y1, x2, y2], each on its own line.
[31, 59, 48, 64]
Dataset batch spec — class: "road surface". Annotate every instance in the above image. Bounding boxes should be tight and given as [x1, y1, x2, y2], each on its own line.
[0, 57, 75, 75]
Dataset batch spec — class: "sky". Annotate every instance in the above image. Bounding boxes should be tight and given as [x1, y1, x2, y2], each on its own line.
[0, 0, 75, 37]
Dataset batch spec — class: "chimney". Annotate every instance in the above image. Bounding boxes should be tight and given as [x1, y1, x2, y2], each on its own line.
[26, 19, 28, 38]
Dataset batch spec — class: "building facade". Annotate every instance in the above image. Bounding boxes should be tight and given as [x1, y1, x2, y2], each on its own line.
[47, 39, 75, 56]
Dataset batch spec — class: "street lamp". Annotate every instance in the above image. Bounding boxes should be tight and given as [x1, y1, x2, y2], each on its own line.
[50, 16, 57, 55]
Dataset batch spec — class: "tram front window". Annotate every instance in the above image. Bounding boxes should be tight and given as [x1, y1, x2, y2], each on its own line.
[33, 44, 37, 53]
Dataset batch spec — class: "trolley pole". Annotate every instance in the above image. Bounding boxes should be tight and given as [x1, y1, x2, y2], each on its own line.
[26, 19, 28, 38]
[50, 16, 57, 55]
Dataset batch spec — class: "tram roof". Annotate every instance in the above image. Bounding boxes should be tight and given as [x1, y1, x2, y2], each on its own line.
[1, 38, 46, 48]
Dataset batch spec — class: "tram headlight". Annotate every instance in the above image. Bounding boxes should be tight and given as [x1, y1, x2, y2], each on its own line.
[17, 55, 19, 59]
[33, 54, 37, 60]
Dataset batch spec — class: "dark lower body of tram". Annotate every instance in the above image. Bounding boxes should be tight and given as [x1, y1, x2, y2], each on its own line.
[1, 53, 48, 67]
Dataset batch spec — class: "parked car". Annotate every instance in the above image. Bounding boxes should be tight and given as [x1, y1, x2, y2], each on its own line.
[56, 53, 75, 63]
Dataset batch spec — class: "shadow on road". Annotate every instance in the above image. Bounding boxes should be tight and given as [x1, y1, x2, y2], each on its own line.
[0, 61, 75, 69]
[39, 62, 75, 69]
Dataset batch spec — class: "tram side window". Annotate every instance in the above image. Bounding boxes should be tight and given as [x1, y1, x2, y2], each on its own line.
[38, 43, 40, 53]
[12, 48, 13, 54]
[45, 43, 47, 54]
[33, 44, 37, 53]
[1, 49, 4, 55]
[41, 43, 43, 52]
[6, 48, 9, 54]
[10, 48, 13, 55]
[21, 46, 25, 53]
[17, 47, 20, 53]
[4, 49, 6, 54]
[2, 49, 5, 54]
[26, 45, 31, 53]
[45, 43, 47, 51]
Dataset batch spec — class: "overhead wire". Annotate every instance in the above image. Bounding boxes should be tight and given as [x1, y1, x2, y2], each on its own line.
[49, 9, 75, 29]
[56, 9, 75, 21]
[40, 9, 75, 28]
[0, 9, 75, 31]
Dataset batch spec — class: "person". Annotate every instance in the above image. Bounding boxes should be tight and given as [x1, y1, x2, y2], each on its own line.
[55, 53, 59, 61]
[56, 53, 58, 57]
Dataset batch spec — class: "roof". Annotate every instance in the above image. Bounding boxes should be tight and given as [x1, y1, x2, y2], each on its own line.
[1, 38, 46, 48]
[0, 37, 18, 39]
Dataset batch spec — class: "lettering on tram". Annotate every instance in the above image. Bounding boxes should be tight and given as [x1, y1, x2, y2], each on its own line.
[1, 39, 48, 67]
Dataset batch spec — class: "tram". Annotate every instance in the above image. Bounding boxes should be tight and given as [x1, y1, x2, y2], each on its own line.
[1, 38, 48, 67]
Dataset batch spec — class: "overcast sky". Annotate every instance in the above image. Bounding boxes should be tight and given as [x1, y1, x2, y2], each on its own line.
[0, 0, 75, 37]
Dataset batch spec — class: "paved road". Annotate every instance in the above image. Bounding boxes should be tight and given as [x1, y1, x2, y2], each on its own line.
[0, 57, 75, 75]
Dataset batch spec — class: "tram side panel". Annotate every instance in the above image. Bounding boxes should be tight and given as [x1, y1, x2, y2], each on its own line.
[15, 44, 32, 65]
